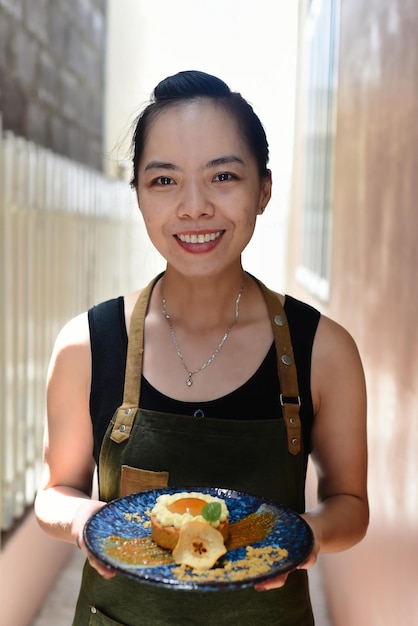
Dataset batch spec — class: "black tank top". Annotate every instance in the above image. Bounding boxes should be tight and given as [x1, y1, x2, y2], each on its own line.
[88, 294, 320, 464]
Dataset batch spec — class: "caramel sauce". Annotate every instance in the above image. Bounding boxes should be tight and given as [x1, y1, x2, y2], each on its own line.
[102, 508, 276, 567]
[103, 536, 173, 566]
[166, 497, 205, 516]
[226, 510, 275, 551]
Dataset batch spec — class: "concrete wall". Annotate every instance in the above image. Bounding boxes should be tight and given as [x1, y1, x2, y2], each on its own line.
[0, 0, 107, 170]
[290, 1, 418, 623]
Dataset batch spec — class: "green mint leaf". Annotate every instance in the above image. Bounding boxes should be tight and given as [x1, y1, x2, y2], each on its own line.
[201, 501, 222, 523]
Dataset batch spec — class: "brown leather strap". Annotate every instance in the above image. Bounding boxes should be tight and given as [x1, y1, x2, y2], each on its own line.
[110, 275, 162, 443]
[255, 279, 302, 455]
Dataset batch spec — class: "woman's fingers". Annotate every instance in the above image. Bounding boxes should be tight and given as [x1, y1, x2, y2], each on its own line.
[87, 554, 116, 579]
[254, 572, 289, 591]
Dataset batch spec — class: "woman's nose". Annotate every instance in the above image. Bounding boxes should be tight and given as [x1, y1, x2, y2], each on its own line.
[177, 181, 214, 219]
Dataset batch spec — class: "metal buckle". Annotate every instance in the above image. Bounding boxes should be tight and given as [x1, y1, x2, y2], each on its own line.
[279, 394, 301, 407]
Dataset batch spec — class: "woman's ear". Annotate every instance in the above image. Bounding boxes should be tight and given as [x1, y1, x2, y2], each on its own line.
[258, 170, 272, 214]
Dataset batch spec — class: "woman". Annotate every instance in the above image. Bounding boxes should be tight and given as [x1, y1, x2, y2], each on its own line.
[35, 70, 368, 625]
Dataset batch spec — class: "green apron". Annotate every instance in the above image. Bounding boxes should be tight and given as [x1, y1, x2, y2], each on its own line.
[73, 276, 314, 625]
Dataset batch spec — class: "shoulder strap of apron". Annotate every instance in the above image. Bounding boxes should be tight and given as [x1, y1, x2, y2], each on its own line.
[253, 278, 302, 455]
[110, 273, 302, 455]
[109, 274, 162, 444]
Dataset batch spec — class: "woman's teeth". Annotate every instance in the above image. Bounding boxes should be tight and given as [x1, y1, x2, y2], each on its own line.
[177, 231, 222, 244]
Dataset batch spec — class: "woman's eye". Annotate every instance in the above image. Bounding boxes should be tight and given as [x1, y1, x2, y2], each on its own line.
[213, 172, 234, 182]
[154, 176, 174, 186]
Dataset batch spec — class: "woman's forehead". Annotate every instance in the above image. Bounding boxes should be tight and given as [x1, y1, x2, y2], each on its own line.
[142, 101, 248, 161]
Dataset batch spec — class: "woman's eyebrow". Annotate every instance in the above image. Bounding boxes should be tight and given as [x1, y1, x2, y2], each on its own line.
[144, 161, 182, 171]
[144, 156, 245, 172]
[205, 155, 245, 169]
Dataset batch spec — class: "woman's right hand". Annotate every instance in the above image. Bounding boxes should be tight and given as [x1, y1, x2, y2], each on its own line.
[72, 499, 116, 580]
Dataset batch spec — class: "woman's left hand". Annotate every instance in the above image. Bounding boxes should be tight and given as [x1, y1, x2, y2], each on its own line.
[254, 523, 319, 591]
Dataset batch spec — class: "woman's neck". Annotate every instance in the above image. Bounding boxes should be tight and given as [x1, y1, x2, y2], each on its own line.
[158, 266, 247, 330]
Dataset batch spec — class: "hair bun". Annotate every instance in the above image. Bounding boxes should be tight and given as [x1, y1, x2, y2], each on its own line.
[131, 70, 269, 188]
[154, 70, 231, 101]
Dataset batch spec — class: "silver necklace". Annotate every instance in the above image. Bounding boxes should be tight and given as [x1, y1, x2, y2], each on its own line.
[162, 280, 245, 387]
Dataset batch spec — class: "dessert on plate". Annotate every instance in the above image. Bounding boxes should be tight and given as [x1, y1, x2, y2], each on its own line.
[150, 491, 229, 550]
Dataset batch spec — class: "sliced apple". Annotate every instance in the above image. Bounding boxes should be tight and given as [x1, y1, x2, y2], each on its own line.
[172, 520, 227, 570]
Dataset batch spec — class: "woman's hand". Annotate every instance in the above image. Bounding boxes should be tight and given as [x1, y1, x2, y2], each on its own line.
[254, 524, 319, 592]
[72, 499, 116, 580]
[254, 571, 290, 591]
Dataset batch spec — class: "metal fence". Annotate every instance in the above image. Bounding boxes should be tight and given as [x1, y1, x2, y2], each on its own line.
[0, 119, 162, 534]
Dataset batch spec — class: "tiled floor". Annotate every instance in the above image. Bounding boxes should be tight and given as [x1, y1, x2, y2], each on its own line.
[32, 548, 332, 625]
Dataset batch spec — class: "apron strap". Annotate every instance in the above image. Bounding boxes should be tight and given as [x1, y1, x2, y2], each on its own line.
[111, 273, 302, 455]
[110, 274, 163, 443]
[254, 278, 302, 455]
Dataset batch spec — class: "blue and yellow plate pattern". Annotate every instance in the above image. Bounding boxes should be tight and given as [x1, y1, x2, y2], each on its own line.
[84, 487, 313, 591]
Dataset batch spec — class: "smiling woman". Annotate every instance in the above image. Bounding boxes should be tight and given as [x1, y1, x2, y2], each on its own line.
[35, 70, 368, 626]
[134, 90, 271, 284]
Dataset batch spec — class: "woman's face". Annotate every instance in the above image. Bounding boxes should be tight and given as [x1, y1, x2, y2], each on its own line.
[136, 100, 271, 278]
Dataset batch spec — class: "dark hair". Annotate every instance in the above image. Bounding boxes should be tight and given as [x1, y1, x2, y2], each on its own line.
[130, 70, 269, 187]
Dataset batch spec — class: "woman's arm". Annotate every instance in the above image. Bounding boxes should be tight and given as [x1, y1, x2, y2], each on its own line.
[304, 314, 369, 551]
[34, 313, 114, 578]
[256, 315, 368, 591]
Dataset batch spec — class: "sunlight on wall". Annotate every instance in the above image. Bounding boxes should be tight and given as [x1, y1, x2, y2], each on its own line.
[105, 0, 298, 290]
[368, 370, 418, 527]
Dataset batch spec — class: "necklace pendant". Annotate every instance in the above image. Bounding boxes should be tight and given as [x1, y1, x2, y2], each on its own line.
[186, 374, 193, 387]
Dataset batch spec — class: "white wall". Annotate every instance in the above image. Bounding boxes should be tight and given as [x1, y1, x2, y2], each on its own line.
[104, 0, 298, 291]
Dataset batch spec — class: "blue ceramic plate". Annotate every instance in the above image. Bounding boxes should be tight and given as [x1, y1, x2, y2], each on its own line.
[84, 487, 313, 591]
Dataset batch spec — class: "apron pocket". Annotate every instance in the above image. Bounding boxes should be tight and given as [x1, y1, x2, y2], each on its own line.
[121, 465, 169, 496]
[89, 605, 127, 626]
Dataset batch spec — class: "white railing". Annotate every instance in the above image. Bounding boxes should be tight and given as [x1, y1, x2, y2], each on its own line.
[0, 118, 163, 534]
